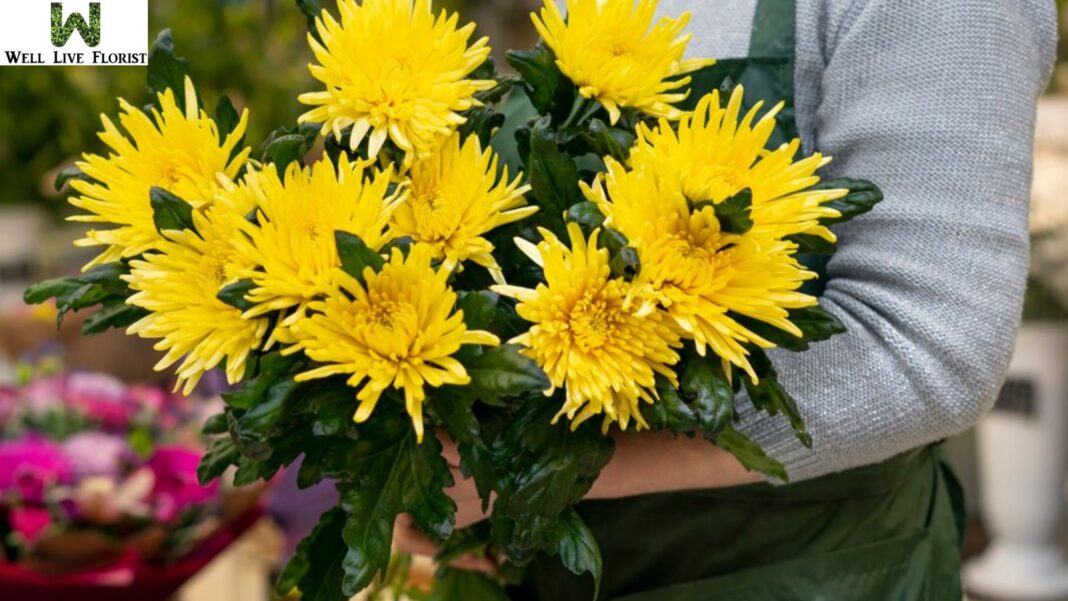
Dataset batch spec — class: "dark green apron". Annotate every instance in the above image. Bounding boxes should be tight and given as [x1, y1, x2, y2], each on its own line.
[509, 2, 966, 599]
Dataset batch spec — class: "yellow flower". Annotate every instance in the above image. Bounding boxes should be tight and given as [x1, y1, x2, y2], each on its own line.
[531, 0, 713, 125]
[232, 154, 405, 323]
[70, 77, 250, 269]
[583, 161, 818, 380]
[492, 223, 681, 431]
[390, 133, 535, 284]
[291, 244, 500, 441]
[298, 0, 494, 164]
[628, 87, 847, 242]
[124, 186, 268, 395]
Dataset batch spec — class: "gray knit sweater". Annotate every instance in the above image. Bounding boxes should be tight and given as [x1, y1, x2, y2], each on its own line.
[654, 0, 1058, 482]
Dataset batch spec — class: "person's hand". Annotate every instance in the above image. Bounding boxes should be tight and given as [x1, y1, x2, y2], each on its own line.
[391, 432, 495, 572]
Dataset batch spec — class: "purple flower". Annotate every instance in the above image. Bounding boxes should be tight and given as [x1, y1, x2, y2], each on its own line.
[0, 437, 73, 503]
[62, 432, 130, 479]
[146, 446, 217, 522]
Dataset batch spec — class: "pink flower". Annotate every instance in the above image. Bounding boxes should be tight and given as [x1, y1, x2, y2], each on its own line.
[62, 432, 130, 479]
[0, 438, 72, 503]
[64, 372, 137, 428]
[9, 506, 53, 544]
[146, 447, 216, 522]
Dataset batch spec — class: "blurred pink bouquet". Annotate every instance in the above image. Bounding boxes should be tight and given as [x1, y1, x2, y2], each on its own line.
[0, 372, 227, 572]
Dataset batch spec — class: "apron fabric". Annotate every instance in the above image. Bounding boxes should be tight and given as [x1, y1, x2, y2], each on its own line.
[508, 1, 967, 599]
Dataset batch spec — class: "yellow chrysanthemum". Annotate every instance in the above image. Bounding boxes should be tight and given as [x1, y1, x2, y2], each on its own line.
[232, 154, 405, 324]
[298, 0, 494, 164]
[531, 0, 714, 125]
[124, 186, 268, 395]
[628, 87, 847, 242]
[70, 77, 250, 269]
[291, 244, 500, 441]
[492, 223, 681, 431]
[583, 161, 818, 380]
[390, 133, 536, 284]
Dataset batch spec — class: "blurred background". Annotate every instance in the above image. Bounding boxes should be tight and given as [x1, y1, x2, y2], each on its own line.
[0, 1, 1065, 600]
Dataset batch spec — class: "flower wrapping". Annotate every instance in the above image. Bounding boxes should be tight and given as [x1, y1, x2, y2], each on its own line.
[26, 0, 883, 598]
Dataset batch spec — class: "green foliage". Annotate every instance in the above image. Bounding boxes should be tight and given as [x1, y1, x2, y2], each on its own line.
[150, 187, 197, 234]
[335, 231, 385, 283]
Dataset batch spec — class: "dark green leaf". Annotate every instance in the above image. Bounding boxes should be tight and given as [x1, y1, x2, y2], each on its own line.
[681, 358, 734, 440]
[642, 377, 699, 433]
[81, 301, 147, 334]
[216, 278, 256, 312]
[150, 187, 197, 234]
[506, 44, 573, 116]
[147, 30, 190, 110]
[230, 379, 295, 460]
[54, 166, 89, 191]
[786, 233, 836, 254]
[335, 231, 384, 283]
[434, 393, 480, 447]
[305, 379, 358, 438]
[457, 291, 500, 332]
[222, 351, 301, 410]
[276, 507, 348, 601]
[736, 305, 846, 352]
[547, 509, 603, 599]
[583, 119, 635, 163]
[715, 426, 787, 481]
[213, 95, 242, 140]
[700, 189, 752, 235]
[434, 523, 490, 565]
[464, 344, 549, 405]
[296, 0, 325, 45]
[197, 438, 240, 485]
[429, 568, 509, 601]
[527, 117, 581, 231]
[261, 134, 309, 177]
[814, 178, 883, 226]
[477, 75, 522, 105]
[333, 412, 455, 595]
[458, 107, 505, 147]
[24, 277, 85, 306]
[202, 413, 229, 435]
[459, 441, 498, 512]
[743, 348, 810, 447]
[597, 228, 639, 280]
[565, 201, 605, 230]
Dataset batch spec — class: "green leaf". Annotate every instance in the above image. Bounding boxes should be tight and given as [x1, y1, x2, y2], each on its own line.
[457, 291, 500, 332]
[527, 116, 581, 229]
[786, 233, 836, 254]
[257, 124, 318, 177]
[547, 508, 603, 598]
[582, 119, 635, 163]
[230, 379, 295, 460]
[743, 348, 811, 447]
[331, 411, 456, 595]
[506, 44, 573, 116]
[565, 202, 605, 230]
[736, 305, 846, 352]
[276, 507, 348, 601]
[202, 412, 229, 435]
[296, 0, 325, 44]
[477, 75, 522, 106]
[596, 228, 639, 280]
[213, 95, 242, 140]
[698, 189, 752, 235]
[147, 30, 190, 110]
[81, 301, 147, 334]
[680, 357, 735, 440]
[54, 165, 89, 191]
[642, 377, 700, 434]
[150, 187, 197, 234]
[434, 393, 480, 447]
[464, 344, 549, 405]
[222, 351, 301, 410]
[305, 379, 358, 438]
[24, 277, 86, 306]
[429, 569, 509, 601]
[335, 231, 385, 283]
[715, 426, 787, 481]
[492, 399, 614, 554]
[459, 441, 498, 512]
[814, 178, 883, 226]
[197, 438, 241, 485]
[458, 107, 505, 147]
[216, 278, 257, 312]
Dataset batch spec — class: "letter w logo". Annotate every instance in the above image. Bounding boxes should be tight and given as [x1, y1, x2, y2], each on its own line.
[51, 3, 101, 48]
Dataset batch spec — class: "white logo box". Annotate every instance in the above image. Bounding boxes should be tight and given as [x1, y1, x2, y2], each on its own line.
[1, 0, 148, 66]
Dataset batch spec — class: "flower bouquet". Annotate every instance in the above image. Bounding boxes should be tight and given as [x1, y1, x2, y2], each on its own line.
[0, 370, 262, 599]
[26, 0, 882, 597]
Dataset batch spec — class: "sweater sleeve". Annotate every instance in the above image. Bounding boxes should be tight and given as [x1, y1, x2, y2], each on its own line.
[734, 0, 1058, 482]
